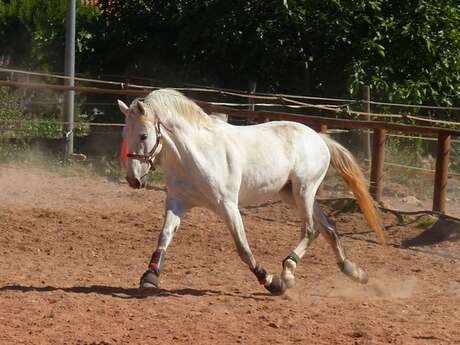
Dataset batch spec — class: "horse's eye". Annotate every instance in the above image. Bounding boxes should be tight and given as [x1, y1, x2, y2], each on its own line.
[140, 134, 148, 141]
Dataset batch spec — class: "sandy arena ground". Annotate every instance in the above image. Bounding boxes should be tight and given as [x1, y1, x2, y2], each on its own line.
[1, 163, 459, 345]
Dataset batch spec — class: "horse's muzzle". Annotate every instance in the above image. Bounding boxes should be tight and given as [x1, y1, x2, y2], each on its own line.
[126, 175, 145, 189]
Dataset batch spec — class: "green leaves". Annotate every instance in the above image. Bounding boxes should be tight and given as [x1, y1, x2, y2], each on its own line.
[0, 87, 24, 121]
[2, 0, 460, 113]
[346, 0, 460, 108]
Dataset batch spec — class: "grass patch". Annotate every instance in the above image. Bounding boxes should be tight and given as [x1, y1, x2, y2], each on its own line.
[147, 170, 164, 183]
[320, 198, 359, 213]
[394, 213, 437, 228]
[415, 215, 437, 229]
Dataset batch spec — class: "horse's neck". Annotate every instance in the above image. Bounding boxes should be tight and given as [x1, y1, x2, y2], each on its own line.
[161, 137, 196, 184]
[158, 107, 190, 132]
[161, 123, 207, 170]
[157, 105, 217, 170]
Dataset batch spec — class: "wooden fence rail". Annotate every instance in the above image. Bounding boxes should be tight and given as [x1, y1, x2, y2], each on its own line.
[1, 79, 459, 213]
[198, 102, 459, 214]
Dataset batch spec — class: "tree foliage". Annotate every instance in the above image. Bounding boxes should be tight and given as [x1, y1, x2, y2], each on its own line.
[1, 0, 460, 108]
[0, 0, 99, 71]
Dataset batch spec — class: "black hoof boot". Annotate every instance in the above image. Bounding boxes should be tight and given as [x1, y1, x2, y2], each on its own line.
[264, 274, 287, 296]
[139, 269, 160, 289]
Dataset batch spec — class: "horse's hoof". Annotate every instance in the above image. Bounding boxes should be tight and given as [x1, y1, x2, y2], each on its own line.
[139, 269, 160, 289]
[340, 259, 368, 284]
[264, 274, 287, 296]
[356, 269, 369, 284]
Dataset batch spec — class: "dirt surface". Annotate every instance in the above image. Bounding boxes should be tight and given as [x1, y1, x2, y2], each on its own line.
[1, 163, 459, 345]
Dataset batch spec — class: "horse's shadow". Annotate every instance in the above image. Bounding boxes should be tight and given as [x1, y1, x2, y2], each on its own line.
[0, 284, 220, 299]
[401, 219, 460, 248]
[0, 284, 269, 301]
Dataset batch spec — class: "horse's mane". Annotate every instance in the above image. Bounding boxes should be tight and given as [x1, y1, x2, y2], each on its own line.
[143, 89, 213, 127]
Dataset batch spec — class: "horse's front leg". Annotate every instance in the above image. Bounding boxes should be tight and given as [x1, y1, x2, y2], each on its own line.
[140, 196, 188, 289]
[220, 201, 281, 294]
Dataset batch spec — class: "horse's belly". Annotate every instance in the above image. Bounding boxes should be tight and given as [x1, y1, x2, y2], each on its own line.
[238, 175, 287, 207]
[236, 136, 294, 206]
[238, 191, 281, 207]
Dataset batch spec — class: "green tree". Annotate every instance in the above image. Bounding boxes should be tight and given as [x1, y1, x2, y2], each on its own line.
[337, 0, 460, 106]
[0, 0, 100, 71]
[2, 0, 460, 111]
[97, 0, 460, 108]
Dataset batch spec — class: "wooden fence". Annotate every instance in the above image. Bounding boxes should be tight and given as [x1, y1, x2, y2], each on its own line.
[1, 79, 459, 214]
[198, 102, 459, 213]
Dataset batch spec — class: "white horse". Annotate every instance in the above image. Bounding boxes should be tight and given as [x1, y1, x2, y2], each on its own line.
[118, 89, 386, 295]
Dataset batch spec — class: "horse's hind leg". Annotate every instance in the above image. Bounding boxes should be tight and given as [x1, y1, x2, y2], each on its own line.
[314, 202, 368, 283]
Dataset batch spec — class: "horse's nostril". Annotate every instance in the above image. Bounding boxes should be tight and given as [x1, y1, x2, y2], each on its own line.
[126, 176, 141, 189]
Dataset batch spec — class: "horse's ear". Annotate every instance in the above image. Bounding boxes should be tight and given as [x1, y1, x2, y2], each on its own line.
[136, 100, 146, 115]
[117, 100, 129, 117]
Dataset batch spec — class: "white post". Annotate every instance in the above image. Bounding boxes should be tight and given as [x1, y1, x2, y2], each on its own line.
[63, 0, 76, 157]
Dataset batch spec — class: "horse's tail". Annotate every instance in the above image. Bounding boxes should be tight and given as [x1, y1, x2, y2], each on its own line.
[320, 134, 386, 246]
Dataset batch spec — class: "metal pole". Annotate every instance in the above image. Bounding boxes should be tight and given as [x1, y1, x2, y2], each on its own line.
[63, 0, 76, 157]
[433, 131, 451, 213]
[362, 85, 371, 162]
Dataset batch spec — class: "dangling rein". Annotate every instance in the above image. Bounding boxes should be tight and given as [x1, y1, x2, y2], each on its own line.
[127, 122, 163, 171]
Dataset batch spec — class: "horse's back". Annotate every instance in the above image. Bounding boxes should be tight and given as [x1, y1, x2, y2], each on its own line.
[237, 121, 329, 169]
[232, 121, 330, 205]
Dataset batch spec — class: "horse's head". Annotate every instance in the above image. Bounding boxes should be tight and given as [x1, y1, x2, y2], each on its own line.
[118, 99, 163, 189]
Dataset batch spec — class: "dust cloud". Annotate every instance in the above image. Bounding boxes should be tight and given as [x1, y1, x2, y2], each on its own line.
[322, 271, 419, 300]
[0, 163, 133, 211]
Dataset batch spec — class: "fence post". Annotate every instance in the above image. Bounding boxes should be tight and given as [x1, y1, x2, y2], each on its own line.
[249, 80, 268, 123]
[248, 80, 256, 112]
[319, 123, 328, 134]
[369, 128, 386, 202]
[433, 131, 451, 213]
[63, 0, 76, 157]
[362, 85, 371, 163]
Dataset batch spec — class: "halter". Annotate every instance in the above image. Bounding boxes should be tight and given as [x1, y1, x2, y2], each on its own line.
[127, 122, 163, 172]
